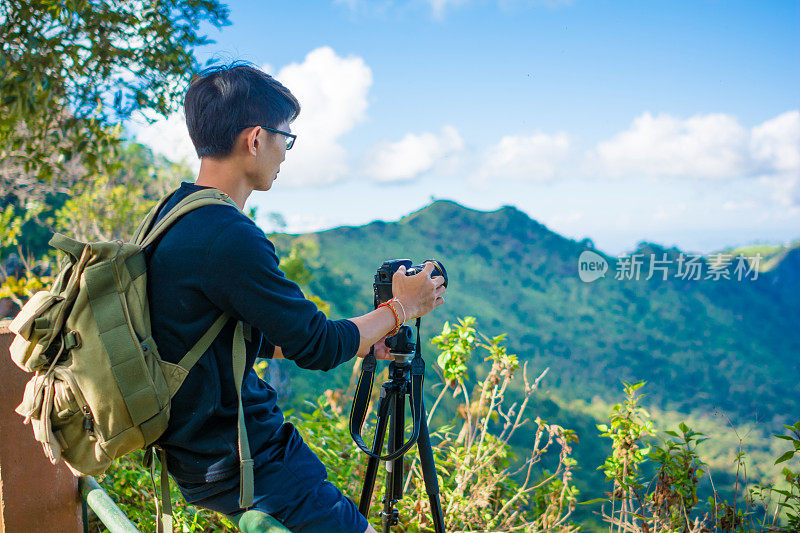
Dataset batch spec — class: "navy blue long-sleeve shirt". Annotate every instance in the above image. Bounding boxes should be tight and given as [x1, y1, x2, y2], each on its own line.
[146, 182, 360, 489]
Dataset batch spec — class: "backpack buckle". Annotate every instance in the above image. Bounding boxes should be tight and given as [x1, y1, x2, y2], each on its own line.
[64, 331, 81, 350]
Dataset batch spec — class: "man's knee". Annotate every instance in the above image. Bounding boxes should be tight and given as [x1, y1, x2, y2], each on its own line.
[238, 509, 292, 532]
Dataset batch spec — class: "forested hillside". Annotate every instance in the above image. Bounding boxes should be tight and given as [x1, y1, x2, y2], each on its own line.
[271, 199, 799, 427]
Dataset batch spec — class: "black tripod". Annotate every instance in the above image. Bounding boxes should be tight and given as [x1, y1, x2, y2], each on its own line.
[349, 324, 446, 533]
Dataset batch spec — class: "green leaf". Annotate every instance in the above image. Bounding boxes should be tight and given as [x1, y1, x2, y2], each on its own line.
[775, 450, 796, 464]
[578, 498, 608, 505]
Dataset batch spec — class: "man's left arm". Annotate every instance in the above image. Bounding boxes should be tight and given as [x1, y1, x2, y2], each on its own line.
[202, 217, 359, 371]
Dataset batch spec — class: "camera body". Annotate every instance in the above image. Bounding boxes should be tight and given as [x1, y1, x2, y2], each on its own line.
[373, 259, 448, 309]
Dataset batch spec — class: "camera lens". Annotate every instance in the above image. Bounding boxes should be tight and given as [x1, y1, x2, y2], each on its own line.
[406, 260, 448, 288]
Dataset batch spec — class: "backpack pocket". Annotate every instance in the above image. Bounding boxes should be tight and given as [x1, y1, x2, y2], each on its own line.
[15, 366, 108, 475]
[8, 291, 65, 371]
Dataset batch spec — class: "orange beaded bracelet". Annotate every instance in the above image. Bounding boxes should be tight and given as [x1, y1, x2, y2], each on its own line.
[378, 297, 405, 336]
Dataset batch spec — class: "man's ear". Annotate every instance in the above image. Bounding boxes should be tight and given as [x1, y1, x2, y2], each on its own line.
[245, 126, 260, 156]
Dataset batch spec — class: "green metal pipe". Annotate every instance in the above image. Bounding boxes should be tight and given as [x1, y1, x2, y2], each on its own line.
[79, 476, 140, 533]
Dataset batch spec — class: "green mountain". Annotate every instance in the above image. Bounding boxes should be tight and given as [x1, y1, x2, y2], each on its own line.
[272, 199, 799, 427]
[267, 200, 798, 526]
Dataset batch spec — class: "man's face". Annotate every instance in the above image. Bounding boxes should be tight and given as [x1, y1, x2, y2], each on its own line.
[251, 121, 290, 191]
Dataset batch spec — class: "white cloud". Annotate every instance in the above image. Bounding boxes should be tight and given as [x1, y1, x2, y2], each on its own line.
[548, 210, 583, 225]
[591, 110, 800, 205]
[274, 47, 372, 186]
[751, 111, 800, 173]
[257, 212, 341, 235]
[130, 47, 372, 186]
[652, 202, 688, 222]
[721, 200, 758, 211]
[593, 112, 751, 179]
[363, 126, 464, 182]
[424, 0, 571, 17]
[260, 62, 274, 75]
[426, 0, 469, 18]
[132, 110, 199, 172]
[471, 131, 570, 182]
[750, 111, 800, 206]
[760, 173, 800, 208]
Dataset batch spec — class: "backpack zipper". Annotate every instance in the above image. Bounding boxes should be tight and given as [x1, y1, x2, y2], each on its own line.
[82, 405, 95, 437]
[54, 367, 97, 440]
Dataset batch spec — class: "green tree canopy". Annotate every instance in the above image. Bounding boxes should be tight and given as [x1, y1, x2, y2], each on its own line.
[0, 0, 229, 206]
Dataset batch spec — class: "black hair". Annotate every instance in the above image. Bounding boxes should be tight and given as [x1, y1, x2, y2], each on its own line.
[184, 61, 300, 158]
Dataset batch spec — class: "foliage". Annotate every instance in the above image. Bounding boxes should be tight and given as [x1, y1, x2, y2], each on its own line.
[0, 0, 228, 203]
[284, 317, 580, 532]
[772, 422, 800, 530]
[0, 201, 55, 307]
[419, 317, 579, 532]
[95, 450, 237, 532]
[646, 423, 708, 531]
[0, 255, 55, 307]
[748, 422, 800, 532]
[54, 175, 157, 242]
[0, 204, 24, 248]
[596, 381, 654, 493]
[0, 143, 188, 315]
[591, 382, 799, 533]
[431, 316, 476, 385]
[278, 239, 331, 315]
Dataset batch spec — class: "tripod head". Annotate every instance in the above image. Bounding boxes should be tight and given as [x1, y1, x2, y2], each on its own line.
[385, 325, 415, 365]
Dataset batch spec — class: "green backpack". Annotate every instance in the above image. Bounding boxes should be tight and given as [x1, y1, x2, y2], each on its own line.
[8, 188, 255, 532]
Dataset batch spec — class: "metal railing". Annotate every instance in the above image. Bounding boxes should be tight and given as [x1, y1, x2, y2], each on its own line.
[79, 476, 140, 533]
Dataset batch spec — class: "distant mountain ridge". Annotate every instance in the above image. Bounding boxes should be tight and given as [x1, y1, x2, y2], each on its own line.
[271, 199, 800, 425]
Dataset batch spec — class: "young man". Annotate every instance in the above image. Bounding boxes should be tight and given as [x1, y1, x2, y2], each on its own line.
[146, 63, 446, 533]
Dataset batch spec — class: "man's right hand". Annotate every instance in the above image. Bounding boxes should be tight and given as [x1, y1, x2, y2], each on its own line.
[348, 261, 447, 356]
[390, 261, 446, 320]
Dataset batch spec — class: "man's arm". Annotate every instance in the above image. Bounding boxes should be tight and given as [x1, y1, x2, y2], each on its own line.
[349, 262, 446, 355]
[272, 262, 446, 360]
[203, 217, 360, 371]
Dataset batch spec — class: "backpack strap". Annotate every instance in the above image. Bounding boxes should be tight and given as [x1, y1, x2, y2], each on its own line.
[176, 313, 232, 372]
[138, 189, 240, 249]
[137, 188, 254, 509]
[145, 314, 248, 531]
[171, 316, 254, 510]
[49, 233, 86, 263]
[145, 446, 173, 533]
[232, 321, 255, 509]
[132, 190, 176, 244]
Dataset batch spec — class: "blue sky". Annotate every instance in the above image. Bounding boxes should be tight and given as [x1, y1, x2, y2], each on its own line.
[131, 0, 800, 255]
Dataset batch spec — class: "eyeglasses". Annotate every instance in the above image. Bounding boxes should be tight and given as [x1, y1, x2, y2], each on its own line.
[244, 125, 297, 150]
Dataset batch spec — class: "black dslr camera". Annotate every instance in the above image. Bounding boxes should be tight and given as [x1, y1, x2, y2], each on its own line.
[373, 259, 448, 309]
[373, 259, 448, 362]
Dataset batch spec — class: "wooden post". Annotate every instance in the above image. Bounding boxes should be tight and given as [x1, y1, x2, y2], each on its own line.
[0, 320, 82, 532]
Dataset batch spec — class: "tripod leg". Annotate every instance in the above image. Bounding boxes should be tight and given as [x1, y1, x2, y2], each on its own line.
[417, 408, 446, 533]
[381, 390, 404, 533]
[359, 389, 392, 517]
[388, 386, 406, 504]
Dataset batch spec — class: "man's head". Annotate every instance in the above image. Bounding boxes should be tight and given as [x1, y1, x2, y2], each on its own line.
[184, 62, 300, 190]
